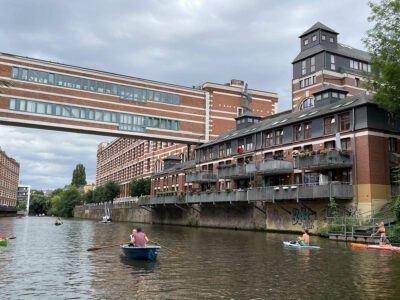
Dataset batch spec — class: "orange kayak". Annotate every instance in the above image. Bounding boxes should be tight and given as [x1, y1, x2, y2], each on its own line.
[350, 243, 400, 252]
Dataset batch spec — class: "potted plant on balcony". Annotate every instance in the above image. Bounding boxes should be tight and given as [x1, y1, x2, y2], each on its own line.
[292, 150, 300, 157]
[339, 150, 350, 157]
[206, 189, 211, 194]
[299, 152, 306, 158]
[308, 151, 315, 157]
[320, 149, 328, 154]
[225, 188, 232, 193]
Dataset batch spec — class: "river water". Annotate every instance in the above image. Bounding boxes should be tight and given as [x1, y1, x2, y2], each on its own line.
[1, 217, 400, 300]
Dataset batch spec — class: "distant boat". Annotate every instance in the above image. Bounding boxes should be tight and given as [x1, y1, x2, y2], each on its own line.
[55, 220, 63, 226]
[120, 244, 161, 260]
[102, 205, 112, 223]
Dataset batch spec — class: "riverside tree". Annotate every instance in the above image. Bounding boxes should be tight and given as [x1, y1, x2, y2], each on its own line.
[29, 191, 51, 215]
[71, 163, 87, 187]
[363, 0, 400, 116]
[129, 178, 151, 197]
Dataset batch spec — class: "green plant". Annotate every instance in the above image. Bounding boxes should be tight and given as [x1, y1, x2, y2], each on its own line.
[183, 215, 199, 227]
[328, 198, 339, 218]
[206, 189, 211, 194]
[320, 149, 328, 154]
[225, 188, 232, 193]
[317, 226, 328, 237]
[210, 186, 217, 193]
[388, 224, 400, 243]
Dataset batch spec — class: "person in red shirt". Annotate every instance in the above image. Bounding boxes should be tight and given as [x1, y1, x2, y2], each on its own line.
[132, 227, 149, 247]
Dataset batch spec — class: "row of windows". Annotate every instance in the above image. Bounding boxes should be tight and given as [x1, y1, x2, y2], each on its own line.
[350, 60, 371, 72]
[303, 34, 334, 46]
[200, 112, 351, 161]
[11, 66, 181, 105]
[299, 76, 316, 88]
[8, 98, 179, 133]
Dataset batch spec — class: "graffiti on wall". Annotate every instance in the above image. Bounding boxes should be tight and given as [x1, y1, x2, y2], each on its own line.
[267, 208, 290, 229]
[292, 207, 316, 230]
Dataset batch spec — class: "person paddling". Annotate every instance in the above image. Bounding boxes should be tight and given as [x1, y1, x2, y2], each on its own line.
[297, 229, 310, 246]
[371, 222, 387, 247]
[128, 229, 137, 247]
[131, 227, 149, 247]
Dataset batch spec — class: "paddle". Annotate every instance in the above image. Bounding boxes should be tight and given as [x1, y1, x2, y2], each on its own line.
[149, 239, 179, 255]
[87, 243, 123, 252]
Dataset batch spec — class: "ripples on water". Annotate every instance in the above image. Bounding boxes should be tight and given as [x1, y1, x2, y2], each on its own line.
[1, 217, 400, 299]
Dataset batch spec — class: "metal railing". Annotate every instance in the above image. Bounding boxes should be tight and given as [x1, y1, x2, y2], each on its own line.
[246, 159, 293, 175]
[217, 164, 250, 179]
[185, 171, 217, 183]
[294, 150, 353, 170]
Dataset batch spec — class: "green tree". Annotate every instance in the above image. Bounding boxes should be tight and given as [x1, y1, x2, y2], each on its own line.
[93, 186, 107, 203]
[103, 181, 121, 203]
[82, 189, 95, 204]
[60, 185, 82, 217]
[48, 195, 63, 216]
[363, 0, 400, 116]
[29, 191, 51, 215]
[129, 178, 151, 197]
[71, 163, 87, 187]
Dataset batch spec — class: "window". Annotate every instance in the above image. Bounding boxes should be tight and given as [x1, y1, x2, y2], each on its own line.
[322, 34, 326, 41]
[311, 57, 315, 72]
[330, 55, 335, 70]
[302, 60, 306, 75]
[325, 140, 335, 150]
[238, 139, 244, 153]
[275, 129, 283, 145]
[265, 132, 273, 147]
[313, 76, 316, 84]
[226, 143, 232, 156]
[312, 35, 317, 42]
[315, 95, 321, 101]
[300, 80, 304, 88]
[264, 152, 273, 160]
[389, 138, 397, 153]
[304, 144, 313, 152]
[274, 150, 284, 160]
[355, 78, 360, 87]
[246, 138, 253, 152]
[341, 138, 351, 150]
[338, 112, 350, 132]
[324, 116, 335, 135]
[237, 107, 243, 116]
[323, 92, 329, 99]
[11, 67, 18, 78]
[300, 98, 314, 110]
[329, 37, 334, 43]
[293, 125, 301, 142]
[304, 39, 309, 46]
[219, 145, 225, 157]
[208, 149, 213, 160]
[304, 122, 312, 139]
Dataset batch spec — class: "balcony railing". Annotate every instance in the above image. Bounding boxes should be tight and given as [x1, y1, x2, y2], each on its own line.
[185, 172, 217, 183]
[294, 151, 353, 170]
[247, 183, 353, 202]
[217, 164, 250, 179]
[246, 160, 293, 175]
[185, 191, 246, 204]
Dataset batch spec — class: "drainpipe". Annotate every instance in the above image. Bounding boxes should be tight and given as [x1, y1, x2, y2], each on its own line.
[352, 107, 359, 208]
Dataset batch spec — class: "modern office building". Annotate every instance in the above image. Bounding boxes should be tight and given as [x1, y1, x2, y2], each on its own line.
[96, 80, 278, 197]
[0, 148, 20, 208]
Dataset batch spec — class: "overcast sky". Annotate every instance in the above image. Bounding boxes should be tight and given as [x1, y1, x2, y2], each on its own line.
[0, 0, 373, 190]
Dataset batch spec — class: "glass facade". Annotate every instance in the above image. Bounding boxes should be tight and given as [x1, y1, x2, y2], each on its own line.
[8, 98, 179, 133]
[11, 66, 181, 105]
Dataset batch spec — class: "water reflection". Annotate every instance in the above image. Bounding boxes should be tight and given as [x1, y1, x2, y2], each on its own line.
[119, 255, 159, 273]
[1, 217, 400, 299]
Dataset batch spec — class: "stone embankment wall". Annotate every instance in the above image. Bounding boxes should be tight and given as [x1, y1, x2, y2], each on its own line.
[74, 201, 267, 230]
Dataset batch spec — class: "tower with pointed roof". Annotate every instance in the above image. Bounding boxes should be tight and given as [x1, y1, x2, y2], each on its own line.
[292, 22, 371, 112]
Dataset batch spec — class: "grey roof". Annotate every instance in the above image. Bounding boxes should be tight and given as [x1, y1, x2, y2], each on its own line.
[197, 93, 373, 149]
[292, 43, 370, 63]
[313, 84, 348, 94]
[155, 160, 196, 175]
[299, 22, 338, 38]
[235, 110, 262, 120]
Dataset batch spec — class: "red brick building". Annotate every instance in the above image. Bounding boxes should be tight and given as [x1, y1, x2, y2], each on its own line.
[96, 80, 278, 197]
[0, 148, 19, 208]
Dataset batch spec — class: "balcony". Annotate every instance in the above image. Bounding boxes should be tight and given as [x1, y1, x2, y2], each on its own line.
[185, 191, 247, 204]
[246, 160, 293, 175]
[294, 150, 353, 170]
[247, 183, 353, 202]
[185, 171, 217, 183]
[217, 164, 250, 179]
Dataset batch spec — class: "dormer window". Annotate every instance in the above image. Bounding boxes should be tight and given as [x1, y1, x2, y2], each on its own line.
[304, 39, 309, 46]
[312, 35, 317, 42]
[329, 37, 334, 43]
[302, 60, 306, 75]
[322, 34, 326, 41]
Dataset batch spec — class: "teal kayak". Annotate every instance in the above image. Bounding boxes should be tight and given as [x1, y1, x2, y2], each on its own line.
[283, 241, 320, 249]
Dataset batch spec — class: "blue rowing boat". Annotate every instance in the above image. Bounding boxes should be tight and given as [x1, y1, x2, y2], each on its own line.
[120, 244, 161, 260]
[283, 241, 320, 249]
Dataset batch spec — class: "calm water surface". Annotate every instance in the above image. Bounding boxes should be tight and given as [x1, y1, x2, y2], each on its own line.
[1, 216, 400, 299]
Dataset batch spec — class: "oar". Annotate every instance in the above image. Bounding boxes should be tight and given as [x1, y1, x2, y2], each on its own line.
[8, 237, 16, 240]
[149, 239, 179, 255]
[87, 243, 123, 252]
